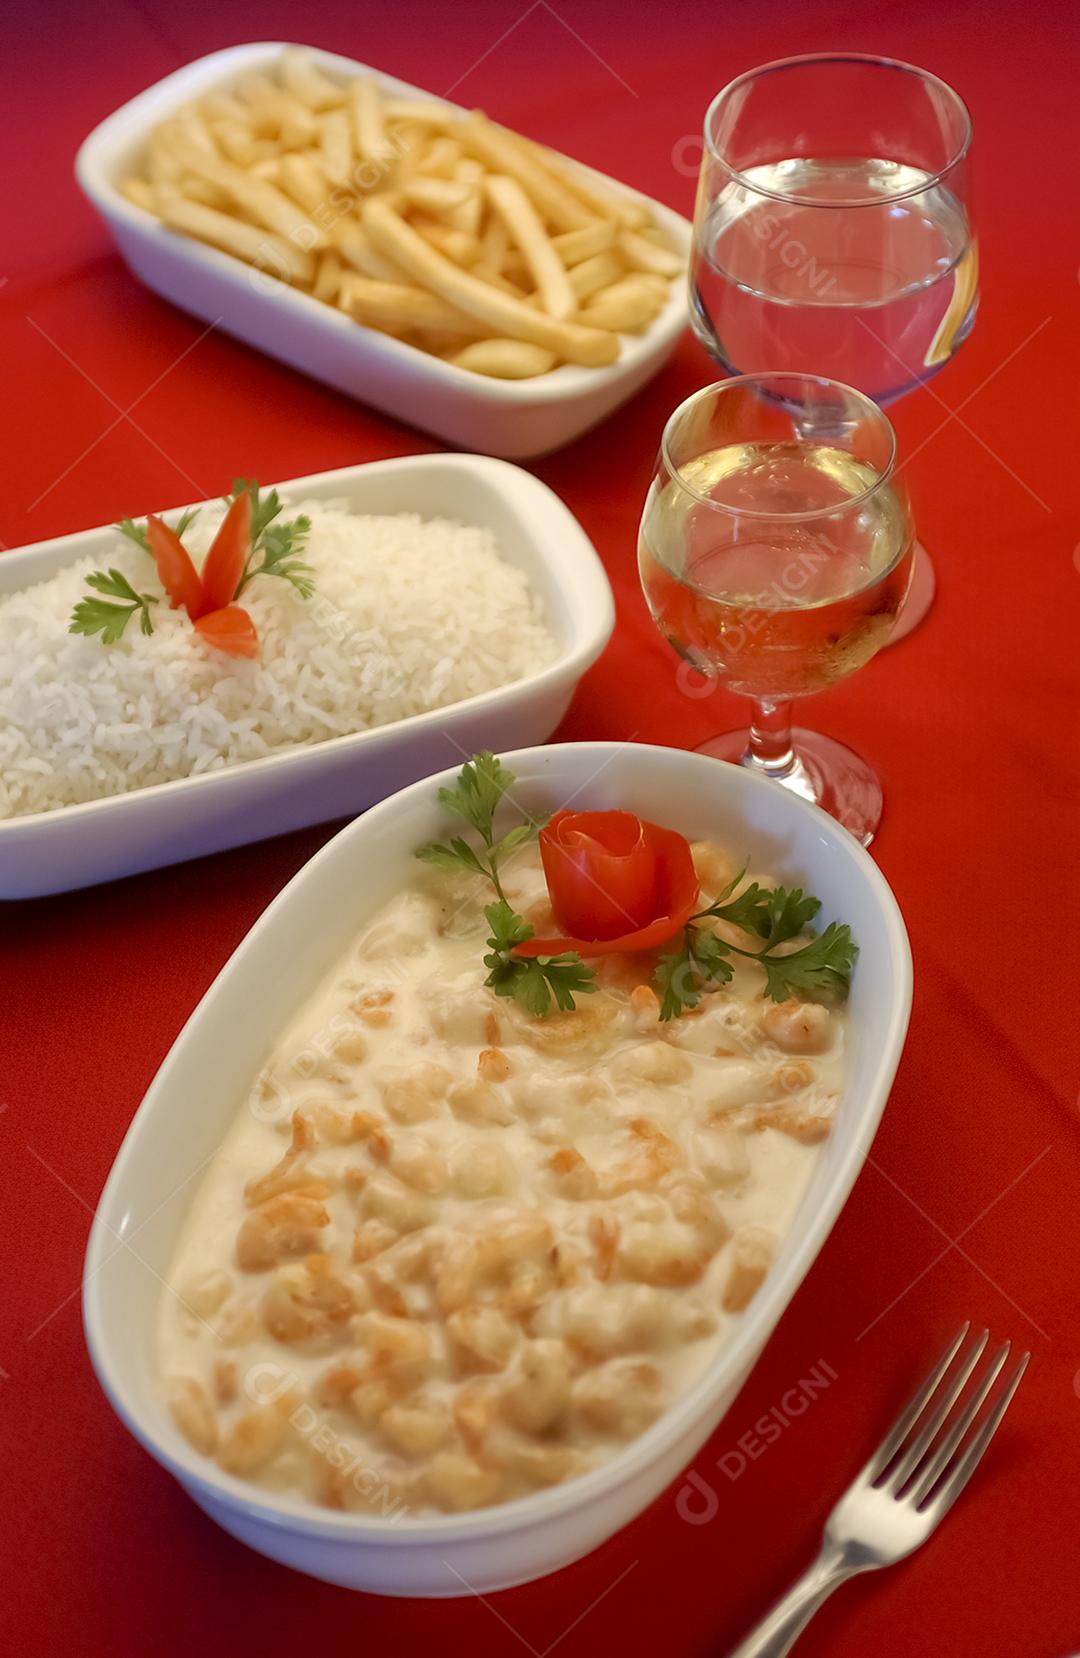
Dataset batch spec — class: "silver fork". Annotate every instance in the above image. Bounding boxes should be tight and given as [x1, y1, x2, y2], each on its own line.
[728, 1324, 1030, 1657]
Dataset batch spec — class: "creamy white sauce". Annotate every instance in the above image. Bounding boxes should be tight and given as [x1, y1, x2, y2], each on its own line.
[158, 842, 845, 1517]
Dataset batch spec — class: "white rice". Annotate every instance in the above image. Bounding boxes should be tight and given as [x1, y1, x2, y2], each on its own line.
[0, 501, 558, 819]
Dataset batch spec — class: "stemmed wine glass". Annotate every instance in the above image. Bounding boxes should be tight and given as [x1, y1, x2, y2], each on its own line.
[638, 374, 915, 845]
[689, 53, 975, 638]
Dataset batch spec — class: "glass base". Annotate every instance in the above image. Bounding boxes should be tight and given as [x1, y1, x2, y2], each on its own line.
[696, 727, 883, 846]
[884, 540, 935, 644]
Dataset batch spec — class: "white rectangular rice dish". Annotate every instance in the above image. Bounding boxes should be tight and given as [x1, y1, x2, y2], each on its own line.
[0, 454, 614, 900]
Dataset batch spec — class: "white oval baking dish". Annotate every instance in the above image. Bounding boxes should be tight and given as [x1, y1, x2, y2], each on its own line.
[0, 454, 614, 899]
[83, 739, 912, 1595]
[74, 42, 691, 458]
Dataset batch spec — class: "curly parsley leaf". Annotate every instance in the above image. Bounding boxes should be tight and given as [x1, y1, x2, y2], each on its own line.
[654, 925, 734, 1021]
[229, 480, 314, 600]
[690, 876, 821, 947]
[437, 751, 515, 842]
[415, 836, 488, 879]
[418, 753, 546, 904]
[69, 568, 158, 644]
[746, 886, 823, 947]
[758, 922, 858, 1003]
[482, 900, 596, 1017]
[657, 874, 856, 1019]
[484, 897, 535, 953]
[116, 505, 199, 554]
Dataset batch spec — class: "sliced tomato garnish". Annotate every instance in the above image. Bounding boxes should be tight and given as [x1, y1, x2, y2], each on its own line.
[200, 490, 252, 612]
[193, 604, 259, 658]
[145, 514, 206, 620]
[514, 811, 699, 958]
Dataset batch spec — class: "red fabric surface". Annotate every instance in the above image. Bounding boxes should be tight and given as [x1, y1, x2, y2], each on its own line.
[2, 1, 1079, 1653]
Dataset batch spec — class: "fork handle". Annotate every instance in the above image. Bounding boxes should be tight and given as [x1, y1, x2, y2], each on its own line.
[726, 1540, 861, 1658]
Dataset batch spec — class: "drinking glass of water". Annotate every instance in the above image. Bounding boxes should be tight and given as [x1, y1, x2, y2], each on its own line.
[691, 53, 975, 396]
[638, 375, 915, 844]
[689, 53, 973, 636]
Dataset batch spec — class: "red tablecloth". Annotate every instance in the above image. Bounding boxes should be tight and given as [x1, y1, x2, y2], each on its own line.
[3, 1, 1079, 1652]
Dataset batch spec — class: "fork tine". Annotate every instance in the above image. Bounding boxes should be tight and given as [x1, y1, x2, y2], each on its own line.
[881, 1328, 989, 1492]
[906, 1338, 1009, 1506]
[919, 1349, 1029, 1518]
[862, 1323, 969, 1481]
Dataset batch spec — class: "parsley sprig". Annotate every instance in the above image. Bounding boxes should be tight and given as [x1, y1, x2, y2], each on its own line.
[416, 752, 545, 903]
[69, 568, 158, 644]
[228, 479, 314, 600]
[483, 899, 597, 1018]
[654, 870, 858, 1020]
[116, 507, 199, 551]
[416, 753, 597, 1018]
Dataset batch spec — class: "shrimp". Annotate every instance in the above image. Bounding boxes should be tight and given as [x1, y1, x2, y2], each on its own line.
[722, 1225, 777, 1312]
[448, 1077, 514, 1126]
[356, 1310, 432, 1383]
[548, 1147, 598, 1201]
[760, 1000, 833, 1055]
[217, 1404, 289, 1475]
[260, 1255, 356, 1350]
[572, 1359, 665, 1437]
[477, 1047, 513, 1083]
[449, 1141, 514, 1198]
[501, 1258, 553, 1319]
[588, 1212, 619, 1281]
[710, 1098, 833, 1145]
[616, 1218, 708, 1287]
[487, 1427, 583, 1489]
[165, 1376, 217, 1456]
[600, 1117, 681, 1197]
[610, 1041, 693, 1087]
[446, 1305, 519, 1373]
[381, 1061, 451, 1123]
[235, 1191, 330, 1272]
[311, 1105, 388, 1150]
[179, 1267, 232, 1321]
[453, 1382, 498, 1455]
[425, 1451, 502, 1513]
[690, 839, 739, 897]
[500, 1338, 571, 1432]
[213, 1359, 238, 1406]
[352, 1219, 398, 1263]
[244, 1111, 323, 1207]
[629, 984, 661, 1034]
[476, 1214, 554, 1276]
[554, 1282, 665, 1359]
[379, 1400, 450, 1458]
[351, 989, 395, 1027]
[508, 995, 617, 1055]
[360, 1172, 433, 1236]
[316, 1360, 367, 1409]
[389, 1140, 449, 1195]
[617, 1181, 729, 1287]
[431, 1236, 480, 1313]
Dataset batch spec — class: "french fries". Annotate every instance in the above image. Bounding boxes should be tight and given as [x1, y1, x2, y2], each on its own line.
[123, 52, 683, 379]
[485, 174, 576, 320]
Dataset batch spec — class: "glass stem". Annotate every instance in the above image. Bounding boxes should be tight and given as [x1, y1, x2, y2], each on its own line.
[744, 698, 797, 779]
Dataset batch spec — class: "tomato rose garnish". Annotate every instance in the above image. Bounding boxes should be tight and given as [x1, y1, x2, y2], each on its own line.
[513, 808, 700, 958]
